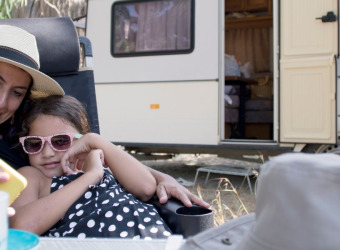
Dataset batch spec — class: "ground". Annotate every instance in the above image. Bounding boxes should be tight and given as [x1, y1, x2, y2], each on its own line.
[140, 154, 260, 226]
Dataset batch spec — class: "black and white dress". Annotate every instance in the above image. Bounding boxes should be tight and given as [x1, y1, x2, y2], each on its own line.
[42, 169, 172, 239]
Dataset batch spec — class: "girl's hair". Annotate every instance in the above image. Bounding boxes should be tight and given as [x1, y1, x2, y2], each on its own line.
[20, 95, 91, 137]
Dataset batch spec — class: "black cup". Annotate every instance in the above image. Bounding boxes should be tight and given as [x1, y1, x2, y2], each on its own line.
[151, 197, 214, 238]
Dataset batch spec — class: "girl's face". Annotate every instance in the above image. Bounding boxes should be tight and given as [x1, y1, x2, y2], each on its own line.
[27, 114, 79, 178]
[0, 62, 31, 124]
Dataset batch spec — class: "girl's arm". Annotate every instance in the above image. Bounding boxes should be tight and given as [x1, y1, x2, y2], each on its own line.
[10, 155, 103, 235]
[61, 133, 156, 202]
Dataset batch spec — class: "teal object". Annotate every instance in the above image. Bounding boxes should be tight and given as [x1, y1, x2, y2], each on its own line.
[7, 229, 39, 250]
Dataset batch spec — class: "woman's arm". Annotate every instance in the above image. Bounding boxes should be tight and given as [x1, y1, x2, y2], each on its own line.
[10, 159, 103, 235]
[149, 168, 210, 208]
[61, 133, 156, 202]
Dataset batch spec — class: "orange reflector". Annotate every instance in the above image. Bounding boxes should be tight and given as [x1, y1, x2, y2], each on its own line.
[150, 104, 160, 109]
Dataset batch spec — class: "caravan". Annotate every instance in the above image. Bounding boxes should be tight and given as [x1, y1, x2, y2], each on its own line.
[85, 0, 339, 158]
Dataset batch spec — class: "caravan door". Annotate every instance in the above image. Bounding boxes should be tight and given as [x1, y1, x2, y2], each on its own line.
[86, 0, 222, 145]
[280, 0, 337, 144]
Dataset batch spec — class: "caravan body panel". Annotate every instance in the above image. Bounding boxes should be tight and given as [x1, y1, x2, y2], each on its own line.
[87, 0, 221, 145]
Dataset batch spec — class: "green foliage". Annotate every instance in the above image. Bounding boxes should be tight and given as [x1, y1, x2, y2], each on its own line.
[0, 0, 26, 19]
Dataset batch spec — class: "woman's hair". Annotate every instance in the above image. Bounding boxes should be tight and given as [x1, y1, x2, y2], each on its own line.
[20, 95, 91, 137]
[6, 79, 33, 142]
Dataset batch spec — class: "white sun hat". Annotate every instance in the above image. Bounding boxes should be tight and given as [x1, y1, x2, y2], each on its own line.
[180, 153, 340, 250]
[0, 25, 64, 96]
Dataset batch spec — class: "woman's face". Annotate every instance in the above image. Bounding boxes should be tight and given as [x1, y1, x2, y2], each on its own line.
[0, 62, 31, 124]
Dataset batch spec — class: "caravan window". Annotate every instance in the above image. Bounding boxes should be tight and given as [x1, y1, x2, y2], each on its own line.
[111, 0, 194, 57]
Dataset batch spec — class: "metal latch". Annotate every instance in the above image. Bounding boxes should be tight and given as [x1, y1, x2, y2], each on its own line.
[316, 11, 337, 22]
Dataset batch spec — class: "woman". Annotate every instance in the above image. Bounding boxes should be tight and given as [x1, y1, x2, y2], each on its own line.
[0, 24, 209, 208]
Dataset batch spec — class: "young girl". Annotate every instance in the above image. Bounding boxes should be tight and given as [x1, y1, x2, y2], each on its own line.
[10, 95, 172, 239]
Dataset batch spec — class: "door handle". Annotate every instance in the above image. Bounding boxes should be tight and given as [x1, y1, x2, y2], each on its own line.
[316, 11, 337, 22]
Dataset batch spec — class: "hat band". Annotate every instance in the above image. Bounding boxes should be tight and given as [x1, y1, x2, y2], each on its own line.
[0, 46, 39, 70]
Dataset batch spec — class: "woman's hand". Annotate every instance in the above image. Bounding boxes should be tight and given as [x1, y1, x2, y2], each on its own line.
[0, 170, 9, 182]
[0, 169, 16, 217]
[151, 169, 210, 208]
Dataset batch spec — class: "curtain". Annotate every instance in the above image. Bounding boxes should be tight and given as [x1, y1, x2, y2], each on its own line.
[225, 27, 272, 73]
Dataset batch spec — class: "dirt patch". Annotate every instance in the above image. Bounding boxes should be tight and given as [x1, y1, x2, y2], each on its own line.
[141, 154, 259, 225]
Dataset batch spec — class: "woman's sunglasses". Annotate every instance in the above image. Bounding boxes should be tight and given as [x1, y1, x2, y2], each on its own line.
[19, 133, 83, 155]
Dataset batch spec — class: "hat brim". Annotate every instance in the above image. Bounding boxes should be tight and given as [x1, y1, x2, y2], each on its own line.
[180, 213, 255, 249]
[0, 57, 64, 97]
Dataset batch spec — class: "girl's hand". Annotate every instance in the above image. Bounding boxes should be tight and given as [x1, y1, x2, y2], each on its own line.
[61, 133, 99, 174]
[82, 149, 105, 182]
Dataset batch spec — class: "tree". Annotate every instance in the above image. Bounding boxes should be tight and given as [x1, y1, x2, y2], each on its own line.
[1, 0, 86, 20]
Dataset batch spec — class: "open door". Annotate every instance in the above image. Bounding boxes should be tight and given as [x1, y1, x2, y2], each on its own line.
[280, 0, 338, 144]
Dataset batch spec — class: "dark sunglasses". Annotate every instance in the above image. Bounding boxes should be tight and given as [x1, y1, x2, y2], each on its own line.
[19, 133, 82, 155]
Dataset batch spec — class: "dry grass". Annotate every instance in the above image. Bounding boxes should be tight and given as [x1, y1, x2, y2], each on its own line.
[142, 154, 259, 226]
[190, 177, 256, 226]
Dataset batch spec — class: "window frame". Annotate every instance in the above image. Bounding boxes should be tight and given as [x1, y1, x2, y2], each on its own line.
[111, 0, 195, 57]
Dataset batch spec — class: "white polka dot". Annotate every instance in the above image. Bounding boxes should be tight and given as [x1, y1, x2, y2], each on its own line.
[58, 184, 64, 189]
[133, 235, 141, 240]
[156, 220, 163, 225]
[69, 222, 77, 228]
[75, 203, 83, 209]
[108, 225, 116, 231]
[99, 222, 105, 232]
[138, 208, 145, 212]
[138, 224, 145, 230]
[102, 199, 109, 204]
[51, 183, 57, 188]
[87, 219, 95, 228]
[100, 183, 107, 187]
[113, 203, 119, 207]
[163, 231, 171, 236]
[76, 210, 84, 216]
[115, 190, 119, 195]
[129, 201, 134, 205]
[127, 221, 135, 227]
[120, 231, 128, 238]
[109, 192, 115, 198]
[123, 207, 130, 213]
[149, 212, 156, 216]
[85, 191, 92, 199]
[63, 228, 74, 236]
[118, 198, 125, 202]
[144, 217, 151, 223]
[134, 211, 139, 216]
[150, 227, 158, 233]
[105, 211, 113, 218]
[78, 233, 86, 239]
[69, 213, 75, 219]
[54, 232, 60, 237]
[116, 214, 123, 221]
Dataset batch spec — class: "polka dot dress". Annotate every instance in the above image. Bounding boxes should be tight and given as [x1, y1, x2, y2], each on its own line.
[41, 170, 172, 239]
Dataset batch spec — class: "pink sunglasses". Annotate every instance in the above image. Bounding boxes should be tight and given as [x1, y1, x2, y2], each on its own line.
[19, 133, 82, 155]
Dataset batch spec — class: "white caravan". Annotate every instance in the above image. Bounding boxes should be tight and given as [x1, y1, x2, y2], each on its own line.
[86, 0, 339, 158]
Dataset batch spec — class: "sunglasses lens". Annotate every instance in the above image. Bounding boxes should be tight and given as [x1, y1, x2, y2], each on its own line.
[51, 134, 72, 151]
[24, 137, 43, 153]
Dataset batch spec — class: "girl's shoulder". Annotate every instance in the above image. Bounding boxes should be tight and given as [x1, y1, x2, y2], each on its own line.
[18, 166, 48, 181]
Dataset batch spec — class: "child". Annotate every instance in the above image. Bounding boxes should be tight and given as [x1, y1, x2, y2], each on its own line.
[10, 95, 172, 239]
